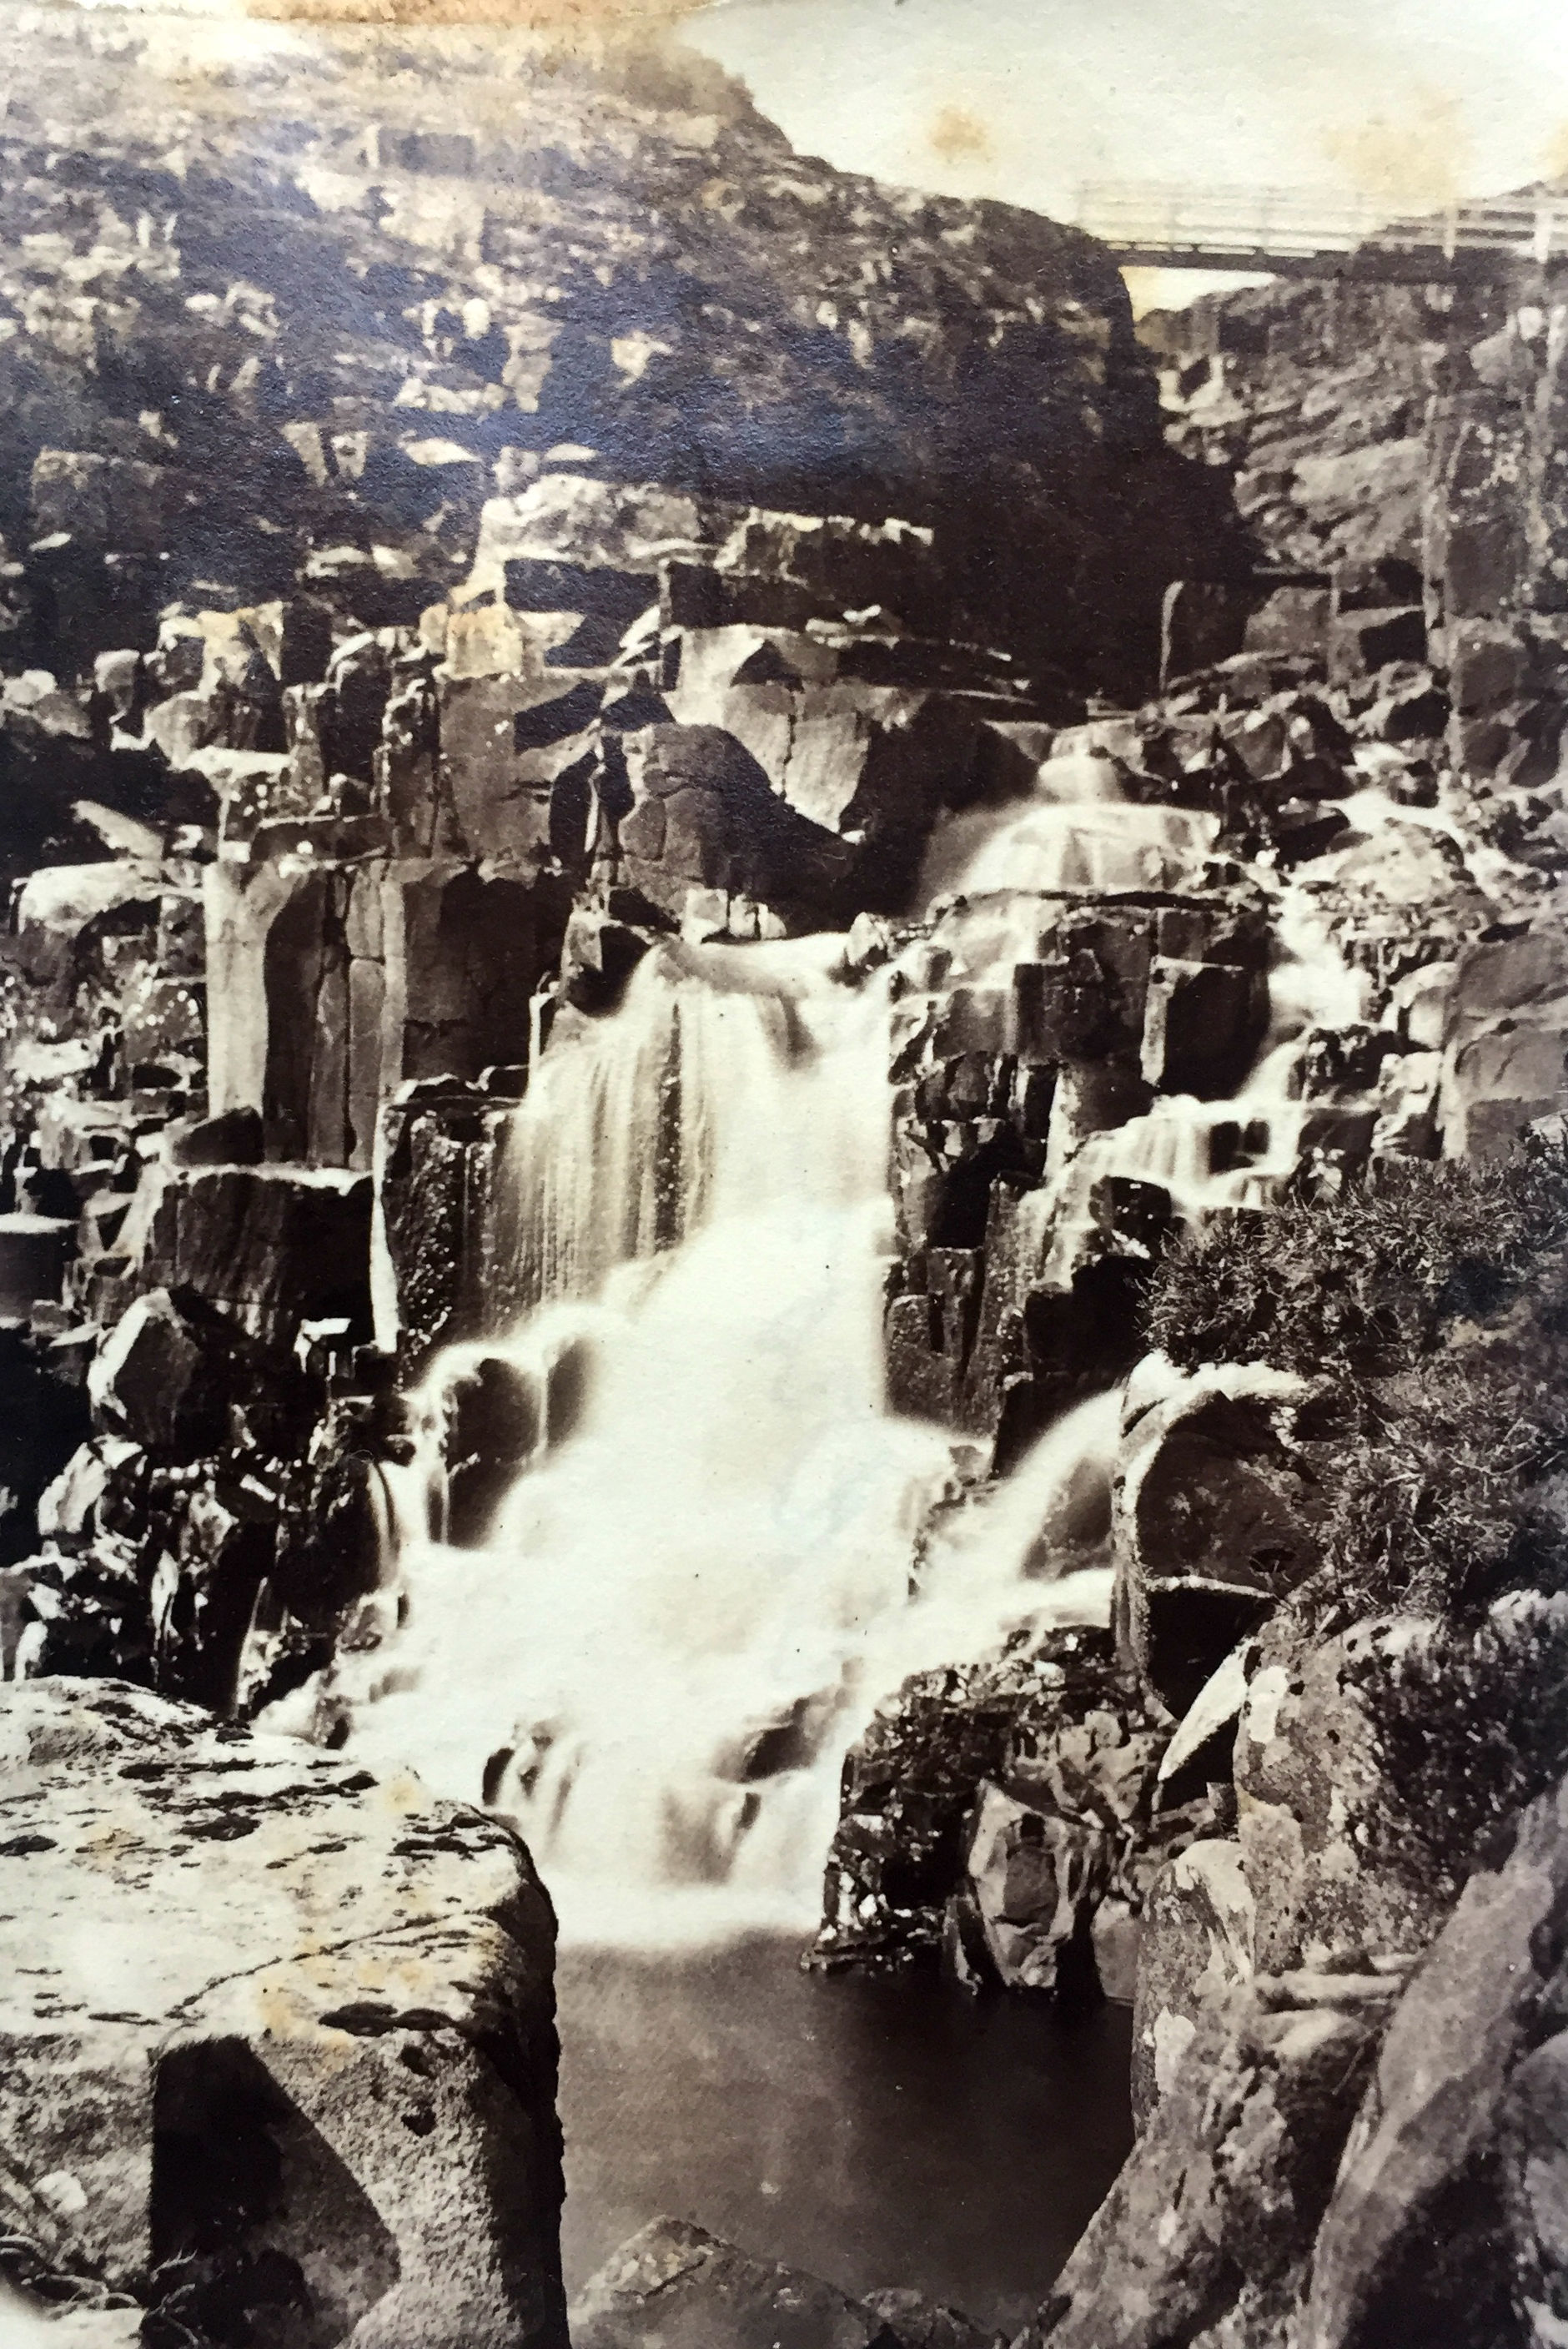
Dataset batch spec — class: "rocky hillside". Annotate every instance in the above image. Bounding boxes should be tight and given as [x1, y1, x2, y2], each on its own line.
[0, 3, 1231, 727]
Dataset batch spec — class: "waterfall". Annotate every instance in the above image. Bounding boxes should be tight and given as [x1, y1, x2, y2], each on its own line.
[324, 935, 1120, 1943]
[314, 752, 1364, 1945]
[483, 936, 867, 1315]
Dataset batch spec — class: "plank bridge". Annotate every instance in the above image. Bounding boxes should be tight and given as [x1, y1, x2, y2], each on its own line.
[1071, 184, 1568, 280]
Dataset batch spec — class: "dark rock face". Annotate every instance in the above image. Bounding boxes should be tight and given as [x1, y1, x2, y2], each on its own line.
[811, 1624, 1219, 1995]
[1113, 1366, 1326, 1719]
[0, 1676, 566, 2349]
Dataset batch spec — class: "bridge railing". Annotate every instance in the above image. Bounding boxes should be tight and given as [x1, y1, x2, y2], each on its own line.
[1072, 183, 1568, 267]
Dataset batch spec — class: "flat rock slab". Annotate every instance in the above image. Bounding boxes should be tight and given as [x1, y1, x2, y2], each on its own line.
[0, 1677, 566, 2349]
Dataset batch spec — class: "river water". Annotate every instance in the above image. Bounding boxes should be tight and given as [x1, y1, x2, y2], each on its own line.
[557, 1936, 1133, 2335]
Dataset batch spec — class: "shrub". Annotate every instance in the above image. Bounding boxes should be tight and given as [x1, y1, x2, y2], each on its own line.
[1307, 1352, 1568, 1625]
[1143, 1129, 1568, 1380]
[1349, 1597, 1568, 1905]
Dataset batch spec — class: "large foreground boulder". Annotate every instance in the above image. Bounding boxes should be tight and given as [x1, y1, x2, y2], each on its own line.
[0, 1677, 566, 2349]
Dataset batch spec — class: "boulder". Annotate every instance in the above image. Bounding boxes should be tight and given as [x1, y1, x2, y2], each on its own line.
[1112, 1365, 1324, 1718]
[432, 672, 603, 868]
[85, 1290, 222, 1459]
[570, 2221, 894, 2349]
[1234, 1617, 1465, 1974]
[614, 723, 852, 930]
[1500, 2033, 1568, 2349]
[812, 1627, 1157, 1979]
[1017, 1978, 1387, 2349]
[860, 2288, 993, 2349]
[1439, 928, 1568, 1159]
[0, 1676, 565, 2349]
[1160, 579, 1251, 684]
[1304, 1767, 1568, 2349]
[1327, 606, 1426, 682]
[1243, 585, 1331, 662]
[168, 1107, 265, 1169]
[1138, 957, 1264, 1098]
[964, 1783, 1108, 1995]
[1130, 1838, 1254, 2122]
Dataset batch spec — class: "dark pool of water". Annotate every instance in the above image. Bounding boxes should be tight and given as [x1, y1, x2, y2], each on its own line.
[556, 1934, 1133, 2337]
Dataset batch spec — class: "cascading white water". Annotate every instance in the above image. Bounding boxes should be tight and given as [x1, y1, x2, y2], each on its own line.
[484, 935, 864, 1313]
[315, 742, 1367, 1944]
[324, 936, 1119, 1943]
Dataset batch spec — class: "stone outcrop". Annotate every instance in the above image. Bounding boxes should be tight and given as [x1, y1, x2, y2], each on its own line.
[572, 2221, 897, 2349]
[0, 1675, 565, 2349]
[811, 1623, 1229, 1998]
[1113, 1363, 1327, 1718]
[571, 2221, 996, 2349]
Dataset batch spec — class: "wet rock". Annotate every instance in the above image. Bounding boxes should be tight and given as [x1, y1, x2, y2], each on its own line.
[1160, 580, 1252, 685]
[571, 2221, 893, 2349]
[1243, 584, 1332, 662]
[1113, 1365, 1324, 1718]
[443, 1354, 542, 1547]
[861, 2287, 994, 2349]
[139, 1168, 373, 1351]
[813, 1627, 1166, 1982]
[168, 1107, 265, 1169]
[0, 1676, 565, 2349]
[1139, 957, 1264, 1098]
[86, 1290, 223, 1460]
[1328, 606, 1426, 682]
[965, 1786, 1108, 1996]
[615, 722, 852, 930]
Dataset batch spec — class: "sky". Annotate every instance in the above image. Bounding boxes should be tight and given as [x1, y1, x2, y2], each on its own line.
[682, 0, 1568, 309]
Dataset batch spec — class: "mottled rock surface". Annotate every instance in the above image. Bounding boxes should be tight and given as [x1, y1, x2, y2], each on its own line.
[0, 1676, 565, 2349]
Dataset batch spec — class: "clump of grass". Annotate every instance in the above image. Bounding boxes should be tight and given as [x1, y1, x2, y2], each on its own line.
[1143, 1129, 1568, 1381]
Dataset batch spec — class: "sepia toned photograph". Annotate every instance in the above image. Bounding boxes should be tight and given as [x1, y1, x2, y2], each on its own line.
[0, 1, 1566, 2344]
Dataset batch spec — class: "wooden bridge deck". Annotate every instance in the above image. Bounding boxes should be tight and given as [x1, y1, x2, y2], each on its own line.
[1072, 184, 1568, 279]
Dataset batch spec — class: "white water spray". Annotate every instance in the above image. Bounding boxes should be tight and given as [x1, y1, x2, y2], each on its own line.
[323, 938, 1119, 1943]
